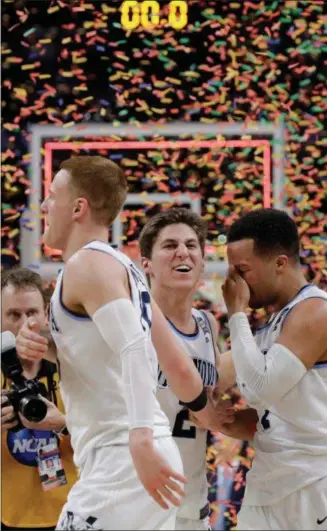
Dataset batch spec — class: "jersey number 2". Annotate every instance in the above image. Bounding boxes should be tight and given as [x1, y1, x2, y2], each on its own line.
[172, 406, 196, 439]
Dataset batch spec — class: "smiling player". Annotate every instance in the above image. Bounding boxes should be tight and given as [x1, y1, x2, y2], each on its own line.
[140, 208, 236, 531]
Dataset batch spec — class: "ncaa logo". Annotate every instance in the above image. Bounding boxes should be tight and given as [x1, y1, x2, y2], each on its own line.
[7, 428, 59, 467]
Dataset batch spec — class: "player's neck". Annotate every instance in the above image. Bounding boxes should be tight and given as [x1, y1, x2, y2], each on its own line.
[62, 226, 109, 261]
[151, 285, 195, 333]
[272, 269, 309, 312]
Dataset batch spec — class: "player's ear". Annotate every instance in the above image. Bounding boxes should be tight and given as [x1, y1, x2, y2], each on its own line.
[72, 198, 88, 221]
[141, 257, 152, 275]
[276, 254, 288, 272]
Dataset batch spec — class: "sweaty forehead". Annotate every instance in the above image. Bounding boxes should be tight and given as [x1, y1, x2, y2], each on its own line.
[156, 223, 198, 244]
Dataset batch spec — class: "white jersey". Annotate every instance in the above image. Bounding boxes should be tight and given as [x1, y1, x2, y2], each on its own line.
[157, 310, 218, 520]
[49, 240, 170, 469]
[242, 284, 327, 506]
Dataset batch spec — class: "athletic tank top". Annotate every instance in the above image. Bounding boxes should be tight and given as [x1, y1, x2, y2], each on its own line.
[49, 240, 170, 468]
[157, 309, 218, 520]
[242, 284, 327, 506]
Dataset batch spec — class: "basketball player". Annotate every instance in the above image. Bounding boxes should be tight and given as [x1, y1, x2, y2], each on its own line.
[16, 155, 225, 531]
[221, 208, 327, 530]
[139, 208, 236, 531]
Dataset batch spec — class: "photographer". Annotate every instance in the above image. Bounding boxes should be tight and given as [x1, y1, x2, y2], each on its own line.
[1, 268, 77, 530]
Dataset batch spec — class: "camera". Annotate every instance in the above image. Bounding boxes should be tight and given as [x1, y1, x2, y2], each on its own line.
[1, 331, 47, 430]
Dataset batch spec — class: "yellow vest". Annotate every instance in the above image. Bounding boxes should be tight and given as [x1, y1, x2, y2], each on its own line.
[1, 364, 77, 528]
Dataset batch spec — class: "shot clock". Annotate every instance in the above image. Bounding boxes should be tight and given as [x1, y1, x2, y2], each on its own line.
[120, 1, 188, 30]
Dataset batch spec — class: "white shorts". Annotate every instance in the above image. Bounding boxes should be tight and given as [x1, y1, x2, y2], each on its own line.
[175, 515, 211, 530]
[57, 436, 183, 530]
[237, 476, 327, 531]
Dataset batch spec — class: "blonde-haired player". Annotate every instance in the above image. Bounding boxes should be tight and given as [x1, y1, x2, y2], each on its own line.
[16, 155, 225, 530]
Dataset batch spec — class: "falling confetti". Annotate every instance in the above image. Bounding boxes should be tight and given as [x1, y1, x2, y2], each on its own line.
[1, 1, 326, 523]
[2, 0, 326, 279]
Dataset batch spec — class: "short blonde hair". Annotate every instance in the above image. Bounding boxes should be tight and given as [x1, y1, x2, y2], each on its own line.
[61, 155, 128, 226]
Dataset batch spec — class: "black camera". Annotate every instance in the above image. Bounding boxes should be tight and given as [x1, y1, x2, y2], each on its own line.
[1, 331, 47, 431]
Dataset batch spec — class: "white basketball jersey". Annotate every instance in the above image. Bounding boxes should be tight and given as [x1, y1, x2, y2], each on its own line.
[157, 310, 218, 520]
[49, 240, 170, 468]
[242, 284, 327, 506]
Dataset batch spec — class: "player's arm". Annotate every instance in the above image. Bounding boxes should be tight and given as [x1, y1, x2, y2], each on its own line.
[63, 250, 158, 432]
[218, 351, 237, 393]
[151, 299, 235, 431]
[205, 311, 236, 392]
[204, 313, 256, 438]
[228, 295, 327, 407]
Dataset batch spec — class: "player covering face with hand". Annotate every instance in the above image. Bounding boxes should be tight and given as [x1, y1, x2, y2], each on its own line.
[221, 208, 327, 531]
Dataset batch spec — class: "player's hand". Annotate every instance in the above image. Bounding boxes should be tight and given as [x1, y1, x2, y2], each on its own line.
[190, 387, 235, 432]
[1, 391, 19, 432]
[209, 386, 235, 428]
[19, 396, 66, 432]
[222, 267, 250, 317]
[16, 318, 48, 361]
[129, 428, 186, 510]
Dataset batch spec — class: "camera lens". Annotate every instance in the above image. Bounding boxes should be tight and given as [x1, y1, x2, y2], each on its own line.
[19, 396, 47, 422]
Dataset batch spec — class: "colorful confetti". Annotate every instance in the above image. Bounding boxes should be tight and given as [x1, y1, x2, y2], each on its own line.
[1, 0, 326, 282]
[1, 1, 326, 526]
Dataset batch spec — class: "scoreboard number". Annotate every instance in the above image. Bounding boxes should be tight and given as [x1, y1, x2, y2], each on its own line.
[121, 0, 188, 30]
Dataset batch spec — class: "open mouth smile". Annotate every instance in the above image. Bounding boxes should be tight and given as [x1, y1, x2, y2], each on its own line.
[173, 265, 192, 273]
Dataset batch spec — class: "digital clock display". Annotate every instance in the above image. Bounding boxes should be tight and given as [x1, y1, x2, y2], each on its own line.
[120, 1, 188, 31]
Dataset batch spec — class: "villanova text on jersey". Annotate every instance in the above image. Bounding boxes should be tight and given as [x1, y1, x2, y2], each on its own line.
[158, 357, 217, 389]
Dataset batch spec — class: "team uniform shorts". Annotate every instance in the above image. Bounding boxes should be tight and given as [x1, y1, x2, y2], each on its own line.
[237, 475, 327, 531]
[57, 436, 183, 530]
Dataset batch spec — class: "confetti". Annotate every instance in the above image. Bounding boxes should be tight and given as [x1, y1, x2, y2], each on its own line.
[1, 1, 326, 520]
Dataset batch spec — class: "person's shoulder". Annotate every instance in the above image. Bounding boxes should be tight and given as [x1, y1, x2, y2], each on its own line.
[202, 310, 219, 336]
[278, 295, 327, 366]
[288, 296, 327, 327]
[64, 247, 126, 286]
[281, 297, 327, 351]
